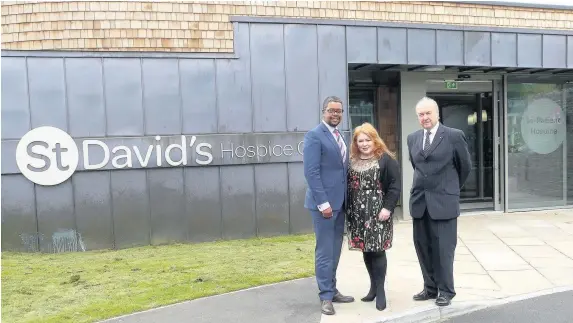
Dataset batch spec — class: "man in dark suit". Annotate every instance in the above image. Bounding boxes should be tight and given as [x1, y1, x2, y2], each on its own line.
[406, 97, 472, 307]
[303, 96, 355, 315]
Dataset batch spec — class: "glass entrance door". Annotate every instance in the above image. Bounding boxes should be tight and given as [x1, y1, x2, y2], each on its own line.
[427, 92, 496, 211]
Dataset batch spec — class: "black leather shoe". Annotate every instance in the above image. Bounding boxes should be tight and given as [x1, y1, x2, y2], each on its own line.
[413, 290, 438, 301]
[332, 291, 355, 303]
[435, 295, 452, 306]
[321, 300, 335, 315]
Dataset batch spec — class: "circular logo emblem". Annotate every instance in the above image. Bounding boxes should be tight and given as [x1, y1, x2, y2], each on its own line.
[16, 126, 79, 186]
[520, 98, 566, 155]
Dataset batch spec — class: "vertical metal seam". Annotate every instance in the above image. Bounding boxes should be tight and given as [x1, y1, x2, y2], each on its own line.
[406, 28, 410, 64]
[177, 59, 184, 135]
[283, 24, 289, 132]
[282, 24, 291, 234]
[140, 57, 147, 136]
[516, 34, 520, 67]
[183, 168, 189, 241]
[25, 57, 40, 251]
[218, 166, 224, 240]
[146, 169, 152, 245]
[63, 58, 79, 242]
[108, 170, 116, 250]
[376, 26, 379, 64]
[101, 58, 109, 136]
[247, 23, 258, 237]
[541, 34, 545, 68]
[434, 29, 438, 66]
[462, 31, 466, 66]
[248, 23, 255, 134]
[176, 59, 188, 241]
[214, 59, 219, 134]
[489, 31, 493, 67]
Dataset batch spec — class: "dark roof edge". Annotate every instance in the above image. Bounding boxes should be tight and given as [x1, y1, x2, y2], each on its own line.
[229, 16, 573, 36]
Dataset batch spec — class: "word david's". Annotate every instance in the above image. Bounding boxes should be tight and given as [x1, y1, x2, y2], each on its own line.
[27, 135, 305, 171]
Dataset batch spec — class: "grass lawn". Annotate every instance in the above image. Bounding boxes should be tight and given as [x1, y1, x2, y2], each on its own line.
[1, 234, 316, 323]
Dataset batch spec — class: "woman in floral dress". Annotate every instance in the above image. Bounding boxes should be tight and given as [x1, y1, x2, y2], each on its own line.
[346, 122, 401, 311]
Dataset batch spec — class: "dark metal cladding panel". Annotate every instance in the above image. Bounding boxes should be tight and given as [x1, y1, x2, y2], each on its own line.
[221, 165, 256, 239]
[142, 59, 182, 135]
[103, 58, 145, 136]
[185, 167, 222, 242]
[464, 31, 492, 66]
[517, 34, 543, 68]
[377, 27, 407, 65]
[346, 26, 377, 63]
[408, 29, 436, 65]
[255, 164, 290, 236]
[250, 24, 287, 132]
[180, 59, 217, 134]
[1, 57, 31, 139]
[110, 169, 151, 249]
[35, 180, 75, 253]
[317, 25, 349, 131]
[436, 30, 464, 66]
[65, 58, 106, 137]
[1, 140, 18, 174]
[288, 163, 312, 234]
[217, 23, 252, 133]
[284, 24, 320, 132]
[27, 57, 67, 130]
[542, 35, 567, 68]
[73, 171, 114, 250]
[1, 175, 38, 252]
[491, 33, 517, 67]
[148, 168, 186, 244]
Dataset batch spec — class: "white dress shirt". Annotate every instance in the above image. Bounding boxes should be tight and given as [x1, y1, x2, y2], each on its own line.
[423, 122, 440, 150]
[317, 120, 346, 212]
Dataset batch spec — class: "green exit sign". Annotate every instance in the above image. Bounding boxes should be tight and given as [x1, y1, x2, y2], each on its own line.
[445, 81, 458, 89]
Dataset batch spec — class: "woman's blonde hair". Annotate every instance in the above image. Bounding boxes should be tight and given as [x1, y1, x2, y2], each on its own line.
[350, 122, 396, 160]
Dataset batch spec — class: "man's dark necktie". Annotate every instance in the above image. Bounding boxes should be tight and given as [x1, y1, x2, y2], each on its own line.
[423, 131, 431, 155]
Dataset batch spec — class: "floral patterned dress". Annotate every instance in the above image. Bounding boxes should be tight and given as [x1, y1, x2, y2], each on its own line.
[346, 157, 394, 252]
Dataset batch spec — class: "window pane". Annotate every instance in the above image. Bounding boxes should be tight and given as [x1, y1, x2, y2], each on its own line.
[348, 89, 376, 130]
[507, 82, 566, 209]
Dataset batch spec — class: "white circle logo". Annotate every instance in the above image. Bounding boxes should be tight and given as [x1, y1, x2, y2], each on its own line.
[16, 126, 79, 186]
[520, 98, 566, 155]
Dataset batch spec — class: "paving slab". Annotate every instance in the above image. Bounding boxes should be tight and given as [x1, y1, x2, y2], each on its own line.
[99, 210, 573, 323]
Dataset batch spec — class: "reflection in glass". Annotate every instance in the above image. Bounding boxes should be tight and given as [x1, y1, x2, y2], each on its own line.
[507, 83, 566, 209]
[348, 89, 376, 130]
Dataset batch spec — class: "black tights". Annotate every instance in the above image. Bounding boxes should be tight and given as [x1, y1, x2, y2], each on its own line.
[362, 251, 387, 311]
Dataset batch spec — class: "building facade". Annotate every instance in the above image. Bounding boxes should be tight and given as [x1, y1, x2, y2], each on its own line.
[2, 1, 573, 253]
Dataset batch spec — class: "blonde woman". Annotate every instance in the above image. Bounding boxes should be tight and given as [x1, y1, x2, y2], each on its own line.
[346, 122, 401, 311]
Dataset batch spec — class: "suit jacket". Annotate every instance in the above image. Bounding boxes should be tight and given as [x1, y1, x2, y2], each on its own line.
[407, 123, 472, 220]
[303, 122, 349, 211]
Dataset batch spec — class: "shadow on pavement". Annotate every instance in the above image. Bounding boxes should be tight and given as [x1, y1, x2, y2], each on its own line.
[100, 277, 321, 323]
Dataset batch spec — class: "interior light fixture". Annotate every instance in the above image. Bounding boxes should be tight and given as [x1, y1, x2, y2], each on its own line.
[422, 66, 446, 72]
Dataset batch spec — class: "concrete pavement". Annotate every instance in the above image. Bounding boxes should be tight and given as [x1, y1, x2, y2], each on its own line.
[441, 290, 573, 323]
[99, 209, 573, 323]
[324, 209, 573, 323]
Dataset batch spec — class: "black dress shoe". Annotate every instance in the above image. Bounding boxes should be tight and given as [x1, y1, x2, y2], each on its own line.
[435, 295, 452, 306]
[413, 290, 438, 301]
[321, 300, 335, 315]
[332, 291, 355, 303]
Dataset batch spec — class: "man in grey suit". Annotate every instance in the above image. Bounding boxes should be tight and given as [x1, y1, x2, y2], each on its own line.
[407, 97, 472, 307]
[303, 96, 355, 315]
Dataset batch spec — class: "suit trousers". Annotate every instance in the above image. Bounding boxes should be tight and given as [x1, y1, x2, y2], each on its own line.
[413, 209, 458, 299]
[311, 209, 345, 301]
